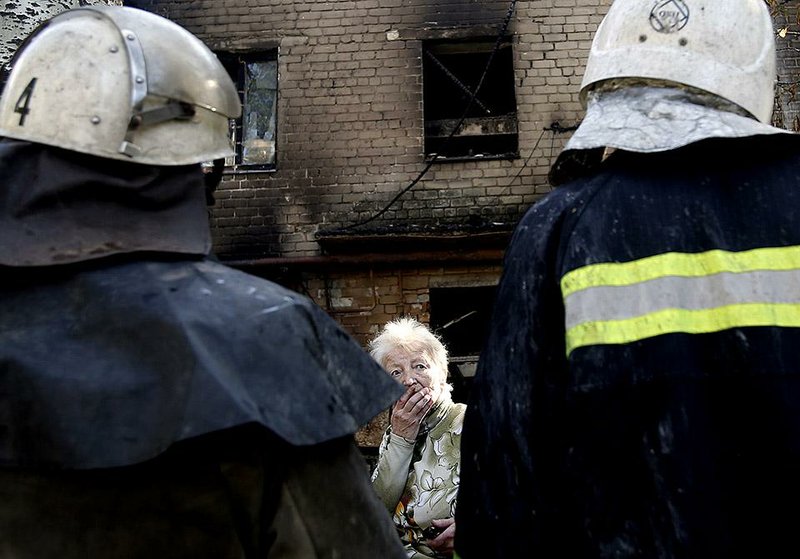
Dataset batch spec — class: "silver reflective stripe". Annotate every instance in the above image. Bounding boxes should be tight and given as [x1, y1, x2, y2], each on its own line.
[565, 269, 800, 331]
[561, 246, 800, 355]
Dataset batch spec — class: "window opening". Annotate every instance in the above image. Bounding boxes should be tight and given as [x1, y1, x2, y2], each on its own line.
[218, 51, 277, 171]
[423, 38, 518, 161]
[429, 285, 497, 403]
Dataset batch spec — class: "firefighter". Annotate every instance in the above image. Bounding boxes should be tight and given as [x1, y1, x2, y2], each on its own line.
[455, 0, 800, 557]
[0, 6, 404, 558]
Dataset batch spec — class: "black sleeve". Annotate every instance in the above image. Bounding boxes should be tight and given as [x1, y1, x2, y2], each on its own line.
[0, 427, 405, 559]
[454, 190, 574, 558]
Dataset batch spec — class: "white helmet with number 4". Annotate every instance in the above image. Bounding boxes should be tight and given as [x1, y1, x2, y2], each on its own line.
[0, 6, 241, 166]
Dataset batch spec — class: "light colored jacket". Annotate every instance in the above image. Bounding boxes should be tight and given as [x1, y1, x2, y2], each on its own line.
[372, 396, 466, 558]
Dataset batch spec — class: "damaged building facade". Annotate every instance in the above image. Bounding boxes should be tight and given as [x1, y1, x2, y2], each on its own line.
[122, 0, 601, 413]
[121, 0, 800, 443]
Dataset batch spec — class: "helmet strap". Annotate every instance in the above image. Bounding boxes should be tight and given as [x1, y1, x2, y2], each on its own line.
[119, 101, 196, 158]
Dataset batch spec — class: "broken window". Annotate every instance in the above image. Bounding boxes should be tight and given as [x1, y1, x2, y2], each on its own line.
[218, 51, 278, 171]
[423, 38, 518, 161]
[429, 285, 497, 403]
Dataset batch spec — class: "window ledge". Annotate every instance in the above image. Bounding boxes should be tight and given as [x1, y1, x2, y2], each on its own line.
[223, 166, 277, 175]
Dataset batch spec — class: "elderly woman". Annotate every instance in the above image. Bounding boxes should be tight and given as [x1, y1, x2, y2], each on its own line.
[369, 317, 466, 558]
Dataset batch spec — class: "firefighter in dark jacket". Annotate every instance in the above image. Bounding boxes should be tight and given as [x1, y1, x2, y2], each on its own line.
[455, 1, 800, 557]
[0, 6, 405, 558]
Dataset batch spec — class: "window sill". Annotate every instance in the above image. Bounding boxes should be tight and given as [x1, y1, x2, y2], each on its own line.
[424, 152, 519, 163]
[223, 166, 277, 175]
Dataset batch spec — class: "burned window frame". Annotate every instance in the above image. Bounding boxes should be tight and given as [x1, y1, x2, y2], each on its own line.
[422, 37, 519, 162]
[218, 50, 278, 172]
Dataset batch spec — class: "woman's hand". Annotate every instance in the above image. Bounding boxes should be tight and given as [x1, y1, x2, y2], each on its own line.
[428, 518, 455, 556]
[391, 382, 433, 440]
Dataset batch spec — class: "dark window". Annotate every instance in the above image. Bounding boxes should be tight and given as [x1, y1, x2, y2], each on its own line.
[429, 285, 497, 403]
[218, 51, 278, 171]
[423, 38, 518, 161]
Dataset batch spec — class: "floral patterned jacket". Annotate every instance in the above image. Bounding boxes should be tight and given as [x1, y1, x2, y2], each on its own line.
[371, 396, 466, 558]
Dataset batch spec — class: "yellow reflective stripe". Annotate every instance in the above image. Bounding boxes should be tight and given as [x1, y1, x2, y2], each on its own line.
[561, 246, 800, 297]
[566, 302, 800, 356]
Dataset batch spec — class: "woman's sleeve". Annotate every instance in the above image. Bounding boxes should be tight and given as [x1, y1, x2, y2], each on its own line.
[370, 428, 415, 513]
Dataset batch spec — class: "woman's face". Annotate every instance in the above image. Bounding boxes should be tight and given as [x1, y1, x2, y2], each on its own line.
[383, 346, 445, 404]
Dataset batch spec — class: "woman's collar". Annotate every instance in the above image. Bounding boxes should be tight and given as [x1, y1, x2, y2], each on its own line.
[421, 391, 453, 432]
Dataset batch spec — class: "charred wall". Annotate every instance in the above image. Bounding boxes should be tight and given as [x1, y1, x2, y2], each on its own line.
[773, 3, 800, 132]
[108, 0, 800, 447]
[124, 0, 605, 260]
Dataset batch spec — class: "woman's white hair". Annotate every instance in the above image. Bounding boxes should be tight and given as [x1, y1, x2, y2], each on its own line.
[369, 317, 451, 392]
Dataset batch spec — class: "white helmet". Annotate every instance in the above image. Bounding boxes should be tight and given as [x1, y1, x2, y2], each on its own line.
[0, 6, 241, 166]
[550, 0, 789, 184]
[581, 0, 775, 123]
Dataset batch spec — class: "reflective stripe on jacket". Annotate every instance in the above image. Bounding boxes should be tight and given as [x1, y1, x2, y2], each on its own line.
[456, 135, 800, 558]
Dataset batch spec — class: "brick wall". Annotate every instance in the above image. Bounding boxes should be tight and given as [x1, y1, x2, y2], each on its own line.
[297, 261, 503, 446]
[120, 0, 800, 448]
[12, 1, 800, 260]
[772, 3, 800, 131]
[126, 0, 611, 260]
[300, 263, 501, 345]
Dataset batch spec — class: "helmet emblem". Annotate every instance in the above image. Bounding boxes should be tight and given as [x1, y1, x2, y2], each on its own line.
[649, 0, 689, 33]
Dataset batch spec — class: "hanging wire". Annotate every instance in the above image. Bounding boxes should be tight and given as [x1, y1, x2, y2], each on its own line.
[503, 127, 547, 189]
[338, 0, 519, 231]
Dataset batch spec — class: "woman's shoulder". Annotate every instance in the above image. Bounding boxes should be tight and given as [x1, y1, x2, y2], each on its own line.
[451, 402, 467, 421]
[448, 400, 467, 416]
[432, 400, 467, 436]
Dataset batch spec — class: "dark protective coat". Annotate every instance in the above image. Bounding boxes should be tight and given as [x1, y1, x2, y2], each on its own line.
[0, 139, 406, 558]
[455, 136, 800, 558]
[0, 255, 401, 468]
[0, 427, 403, 559]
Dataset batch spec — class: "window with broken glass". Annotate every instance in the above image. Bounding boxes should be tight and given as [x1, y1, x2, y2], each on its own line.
[423, 37, 518, 161]
[218, 51, 278, 171]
